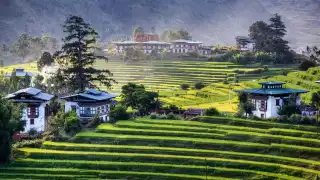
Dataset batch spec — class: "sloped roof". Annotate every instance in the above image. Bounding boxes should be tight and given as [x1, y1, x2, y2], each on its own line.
[234, 88, 308, 95]
[171, 39, 202, 44]
[6, 87, 54, 101]
[5, 68, 35, 77]
[61, 89, 116, 102]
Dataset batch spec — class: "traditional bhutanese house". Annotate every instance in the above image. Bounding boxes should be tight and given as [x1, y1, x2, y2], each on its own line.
[234, 82, 308, 119]
[235, 36, 255, 52]
[300, 105, 318, 117]
[5, 68, 35, 78]
[61, 89, 116, 123]
[6, 88, 53, 133]
[183, 108, 205, 119]
[170, 39, 203, 54]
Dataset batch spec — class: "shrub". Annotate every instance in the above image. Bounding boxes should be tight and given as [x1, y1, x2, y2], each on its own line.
[288, 114, 302, 124]
[110, 105, 130, 124]
[166, 112, 181, 120]
[278, 115, 289, 122]
[263, 65, 269, 71]
[299, 60, 316, 71]
[85, 115, 102, 128]
[205, 107, 220, 116]
[28, 128, 40, 138]
[150, 113, 157, 119]
[13, 139, 43, 148]
[281, 69, 289, 76]
[64, 111, 81, 134]
[180, 84, 190, 91]
[194, 82, 205, 90]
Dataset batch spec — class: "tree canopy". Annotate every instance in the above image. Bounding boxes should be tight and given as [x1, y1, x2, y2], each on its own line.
[54, 15, 115, 92]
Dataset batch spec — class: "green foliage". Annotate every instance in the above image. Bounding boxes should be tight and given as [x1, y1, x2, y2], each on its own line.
[205, 107, 220, 116]
[277, 102, 300, 117]
[180, 84, 189, 91]
[64, 111, 81, 134]
[132, 26, 144, 38]
[239, 102, 254, 118]
[13, 139, 43, 148]
[194, 82, 205, 90]
[121, 83, 159, 114]
[160, 29, 191, 41]
[54, 15, 115, 91]
[37, 52, 54, 71]
[0, 96, 24, 164]
[110, 105, 130, 123]
[299, 60, 317, 71]
[311, 91, 320, 109]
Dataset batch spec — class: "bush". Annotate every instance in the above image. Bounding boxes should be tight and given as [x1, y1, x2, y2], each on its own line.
[85, 115, 102, 128]
[288, 114, 302, 124]
[263, 65, 269, 71]
[150, 113, 157, 119]
[299, 60, 316, 71]
[278, 115, 289, 122]
[205, 107, 220, 116]
[180, 84, 190, 90]
[194, 82, 205, 90]
[13, 139, 43, 148]
[64, 111, 81, 134]
[281, 69, 289, 76]
[110, 105, 130, 124]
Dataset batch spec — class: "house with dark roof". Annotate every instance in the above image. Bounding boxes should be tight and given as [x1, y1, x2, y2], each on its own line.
[6, 88, 54, 133]
[235, 36, 255, 52]
[60, 89, 116, 123]
[5, 68, 35, 78]
[234, 82, 308, 119]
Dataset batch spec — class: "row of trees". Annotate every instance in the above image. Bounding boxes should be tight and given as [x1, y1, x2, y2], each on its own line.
[1, 34, 58, 63]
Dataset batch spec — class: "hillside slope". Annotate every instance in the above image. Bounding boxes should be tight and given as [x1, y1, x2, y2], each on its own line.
[2, 117, 320, 179]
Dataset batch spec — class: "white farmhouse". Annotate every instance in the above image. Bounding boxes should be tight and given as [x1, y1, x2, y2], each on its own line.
[6, 88, 54, 133]
[61, 89, 116, 123]
[234, 82, 308, 119]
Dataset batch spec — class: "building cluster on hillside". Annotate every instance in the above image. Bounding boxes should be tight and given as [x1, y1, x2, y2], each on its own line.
[6, 88, 116, 133]
[112, 34, 212, 56]
[235, 36, 255, 52]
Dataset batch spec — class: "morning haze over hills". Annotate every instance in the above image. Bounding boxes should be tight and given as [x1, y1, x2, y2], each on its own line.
[1, 1, 320, 179]
[0, 0, 319, 50]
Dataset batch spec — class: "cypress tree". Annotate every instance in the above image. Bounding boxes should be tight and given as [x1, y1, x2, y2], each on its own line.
[54, 16, 115, 91]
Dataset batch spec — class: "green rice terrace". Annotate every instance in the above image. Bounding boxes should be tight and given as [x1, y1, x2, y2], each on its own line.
[3, 117, 320, 179]
[0, 59, 307, 112]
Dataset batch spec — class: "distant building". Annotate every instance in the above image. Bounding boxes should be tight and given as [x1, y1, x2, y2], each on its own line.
[300, 105, 318, 117]
[234, 82, 308, 119]
[170, 39, 203, 54]
[6, 88, 53, 133]
[113, 34, 208, 55]
[5, 68, 34, 78]
[61, 89, 116, 123]
[235, 36, 255, 52]
[183, 108, 205, 119]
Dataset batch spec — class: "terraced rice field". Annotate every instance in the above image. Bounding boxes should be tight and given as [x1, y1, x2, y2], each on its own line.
[0, 59, 301, 112]
[3, 117, 320, 179]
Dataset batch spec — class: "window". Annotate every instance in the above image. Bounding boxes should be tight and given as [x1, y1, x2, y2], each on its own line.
[261, 114, 265, 119]
[30, 119, 34, 125]
[183, 49, 185, 53]
[27, 106, 39, 117]
[252, 99, 256, 110]
[71, 105, 77, 111]
[80, 107, 84, 114]
[276, 99, 280, 106]
[101, 105, 105, 113]
[90, 107, 96, 115]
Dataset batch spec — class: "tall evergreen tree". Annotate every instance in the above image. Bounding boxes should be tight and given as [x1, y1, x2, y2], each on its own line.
[54, 16, 115, 92]
[249, 21, 272, 52]
[268, 13, 290, 63]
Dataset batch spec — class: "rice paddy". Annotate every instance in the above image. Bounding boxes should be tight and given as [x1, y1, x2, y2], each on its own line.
[3, 117, 320, 179]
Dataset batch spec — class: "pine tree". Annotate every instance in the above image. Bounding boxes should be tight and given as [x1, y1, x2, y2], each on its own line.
[268, 13, 290, 62]
[54, 16, 115, 92]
